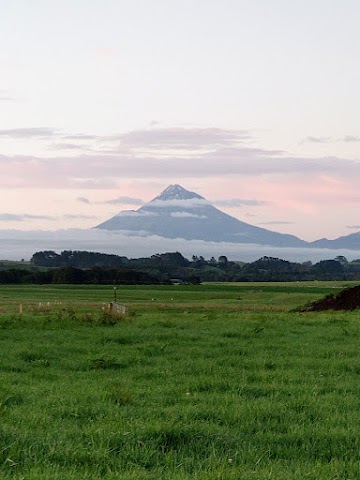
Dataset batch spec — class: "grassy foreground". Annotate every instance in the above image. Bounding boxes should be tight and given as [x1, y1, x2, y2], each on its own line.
[0, 282, 360, 479]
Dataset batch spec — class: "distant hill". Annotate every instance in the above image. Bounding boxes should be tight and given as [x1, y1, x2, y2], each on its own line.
[310, 231, 360, 251]
[95, 184, 307, 248]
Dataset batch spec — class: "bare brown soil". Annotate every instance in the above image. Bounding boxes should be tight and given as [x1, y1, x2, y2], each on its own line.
[302, 284, 360, 311]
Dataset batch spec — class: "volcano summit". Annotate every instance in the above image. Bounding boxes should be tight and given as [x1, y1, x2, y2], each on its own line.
[95, 184, 307, 248]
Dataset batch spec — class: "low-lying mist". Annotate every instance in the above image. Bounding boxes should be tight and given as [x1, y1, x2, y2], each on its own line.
[0, 229, 359, 263]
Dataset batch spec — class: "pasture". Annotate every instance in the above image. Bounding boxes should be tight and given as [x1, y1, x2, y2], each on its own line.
[0, 282, 360, 479]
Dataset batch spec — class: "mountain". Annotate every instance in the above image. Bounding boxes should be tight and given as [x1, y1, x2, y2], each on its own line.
[310, 231, 360, 250]
[95, 184, 307, 248]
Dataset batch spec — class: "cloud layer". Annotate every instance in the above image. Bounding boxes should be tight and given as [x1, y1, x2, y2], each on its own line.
[1, 148, 359, 192]
[0, 128, 56, 138]
[215, 199, 269, 207]
[120, 127, 252, 150]
[0, 228, 359, 263]
[0, 127, 359, 194]
[1, 125, 360, 240]
[0, 213, 55, 222]
[104, 196, 144, 206]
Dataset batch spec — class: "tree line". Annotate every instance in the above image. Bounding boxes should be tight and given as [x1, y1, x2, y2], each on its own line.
[0, 265, 159, 285]
[0, 251, 350, 284]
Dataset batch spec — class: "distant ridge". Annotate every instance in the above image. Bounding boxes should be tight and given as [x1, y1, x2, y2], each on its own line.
[95, 184, 307, 248]
[310, 231, 360, 250]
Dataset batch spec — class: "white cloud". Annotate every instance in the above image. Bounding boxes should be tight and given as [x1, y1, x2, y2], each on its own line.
[48, 143, 86, 151]
[0, 128, 56, 138]
[63, 214, 98, 220]
[303, 136, 332, 144]
[68, 177, 117, 188]
[302, 135, 360, 144]
[1, 135, 360, 190]
[0, 90, 17, 102]
[104, 196, 144, 206]
[63, 134, 100, 141]
[343, 135, 360, 143]
[148, 198, 210, 208]
[170, 212, 207, 218]
[215, 199, 269, 207]
[0, 213, 55, 222]
[116, 210, 158, 217]
[77, 197, 90, 204]
[0, 96, 16, 102]
[120, 127, 252, 151]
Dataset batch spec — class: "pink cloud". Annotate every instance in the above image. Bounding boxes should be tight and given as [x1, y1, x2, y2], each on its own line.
[1, 125, 360, 239]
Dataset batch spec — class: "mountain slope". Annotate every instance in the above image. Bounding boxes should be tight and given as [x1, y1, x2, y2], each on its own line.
[310, 231, 360, 250]
[95, 184, 308, 247]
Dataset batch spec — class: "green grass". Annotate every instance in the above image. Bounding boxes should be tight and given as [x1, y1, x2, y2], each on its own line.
[0, 282, 360, 478]
[0, 280, 354, 312]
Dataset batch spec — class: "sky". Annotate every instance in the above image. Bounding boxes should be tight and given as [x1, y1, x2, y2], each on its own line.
[1, 0, 360, 243]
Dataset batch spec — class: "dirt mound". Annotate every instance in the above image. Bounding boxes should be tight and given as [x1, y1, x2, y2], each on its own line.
[302, 285, 360, 311]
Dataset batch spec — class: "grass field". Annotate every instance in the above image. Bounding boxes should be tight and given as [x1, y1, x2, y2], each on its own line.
[1, 282, 360, 479]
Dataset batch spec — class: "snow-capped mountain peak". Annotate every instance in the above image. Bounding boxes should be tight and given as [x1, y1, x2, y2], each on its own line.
[153, 184, 204, 202]
[95, 184, 307, 248]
